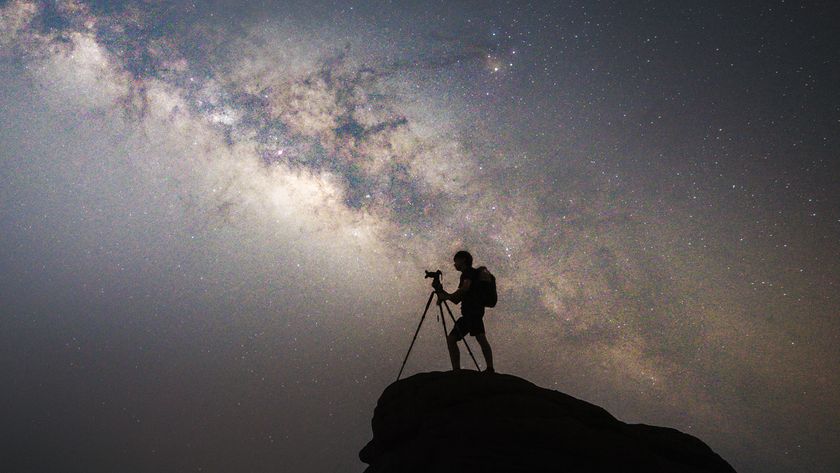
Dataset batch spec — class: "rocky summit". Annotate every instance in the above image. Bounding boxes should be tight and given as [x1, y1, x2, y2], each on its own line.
[360, 370, 735, 473]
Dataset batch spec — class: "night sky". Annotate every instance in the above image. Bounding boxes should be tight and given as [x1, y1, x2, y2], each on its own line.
[1, 1, 838, 472]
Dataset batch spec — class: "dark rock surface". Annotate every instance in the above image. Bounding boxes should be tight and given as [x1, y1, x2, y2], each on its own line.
[360, 370, 735, 473]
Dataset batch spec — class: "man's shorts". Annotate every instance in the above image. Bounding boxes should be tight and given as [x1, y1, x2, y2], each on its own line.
[449, 314, 485, 341]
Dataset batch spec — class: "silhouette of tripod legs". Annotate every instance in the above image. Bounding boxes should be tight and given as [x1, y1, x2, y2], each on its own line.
[397, 291, 479, 381]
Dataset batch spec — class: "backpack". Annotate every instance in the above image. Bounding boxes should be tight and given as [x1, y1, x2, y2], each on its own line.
[474, 266, 497, 308]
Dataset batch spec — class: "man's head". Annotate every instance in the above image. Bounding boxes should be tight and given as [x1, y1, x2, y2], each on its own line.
[453, 250, 473, 272]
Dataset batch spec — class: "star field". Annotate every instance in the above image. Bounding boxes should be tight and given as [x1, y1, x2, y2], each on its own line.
[1, 1, 839, 472]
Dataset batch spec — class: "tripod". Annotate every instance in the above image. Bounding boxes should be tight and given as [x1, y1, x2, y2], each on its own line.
[396, 289, 480, 381]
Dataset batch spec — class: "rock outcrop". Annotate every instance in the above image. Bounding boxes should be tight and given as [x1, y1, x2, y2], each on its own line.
[360, 370, 735, 473]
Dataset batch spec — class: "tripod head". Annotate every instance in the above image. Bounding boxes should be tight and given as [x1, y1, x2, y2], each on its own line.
[425, 269, 443, 290]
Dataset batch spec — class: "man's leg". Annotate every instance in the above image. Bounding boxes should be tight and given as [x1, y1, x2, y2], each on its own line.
[475, 333, 494, 372]
[447, 331, 461, 371]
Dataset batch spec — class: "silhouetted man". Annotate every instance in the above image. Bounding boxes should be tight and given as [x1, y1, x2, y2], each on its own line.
[435, 250, 495, 373]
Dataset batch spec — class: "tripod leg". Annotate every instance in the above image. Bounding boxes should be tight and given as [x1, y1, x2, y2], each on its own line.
[442, 300, 480, 371]
[397, 291, 436, 381]
[438, 302, 458, 370]
[438, 302, 448, 336]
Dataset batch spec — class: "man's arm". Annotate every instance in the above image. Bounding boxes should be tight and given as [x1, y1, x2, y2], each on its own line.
[438, 278, 471, 304]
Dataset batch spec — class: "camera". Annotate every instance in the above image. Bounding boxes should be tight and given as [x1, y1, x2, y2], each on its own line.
[425, 269, 443, 290]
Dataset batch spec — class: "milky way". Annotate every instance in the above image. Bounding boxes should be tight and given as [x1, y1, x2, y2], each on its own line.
[2, 2, 839, 472]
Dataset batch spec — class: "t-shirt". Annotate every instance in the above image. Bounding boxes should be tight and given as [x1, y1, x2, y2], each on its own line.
[459, 267, 485, 317]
